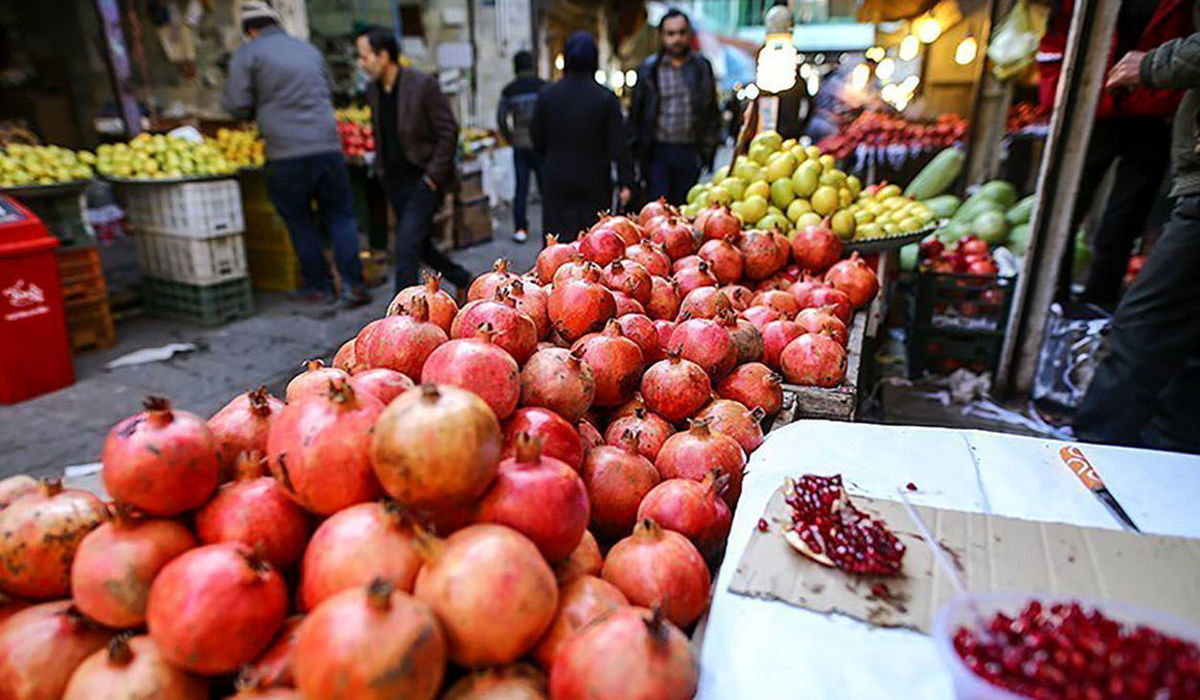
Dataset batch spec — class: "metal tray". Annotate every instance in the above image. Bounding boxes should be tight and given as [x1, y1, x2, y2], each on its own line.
[0, 179, 93, 199]
[844, 220, 944, 254]
[101, 172, 238, 186]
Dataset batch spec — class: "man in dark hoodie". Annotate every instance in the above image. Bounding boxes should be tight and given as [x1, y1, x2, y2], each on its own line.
[497, 51, 545, 243]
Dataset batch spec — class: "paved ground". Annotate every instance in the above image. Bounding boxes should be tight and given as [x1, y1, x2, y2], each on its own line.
[1, 201, 540, 479]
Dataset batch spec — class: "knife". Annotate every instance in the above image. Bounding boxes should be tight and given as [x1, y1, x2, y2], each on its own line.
[1059, 445, 1141, 532]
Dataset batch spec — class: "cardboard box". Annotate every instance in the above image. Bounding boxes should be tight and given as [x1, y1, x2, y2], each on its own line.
[454, 195, 492, 248]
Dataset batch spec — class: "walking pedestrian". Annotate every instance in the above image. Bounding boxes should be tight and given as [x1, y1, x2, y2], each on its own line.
[1074, 7, 1200, 455]
[531, 32, 633, 242]
[355, 26, 472, 297]
[627, 8, 720, 206]
[222, 0, 369, 306]
[497, 50, 546, 244]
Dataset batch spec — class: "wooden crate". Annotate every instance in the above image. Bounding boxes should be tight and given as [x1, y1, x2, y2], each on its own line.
[453, 195, 493, 248]
[57, 246, 117, 351]
[779, 311, 867, 423]
[64, 298, 116, 351]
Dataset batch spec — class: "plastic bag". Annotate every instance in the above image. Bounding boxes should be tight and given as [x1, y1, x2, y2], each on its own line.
[988, 0, 1042, 81]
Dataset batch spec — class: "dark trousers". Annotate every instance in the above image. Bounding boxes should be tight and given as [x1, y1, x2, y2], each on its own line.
[645, 142, 701, 206]
[542, 188, 608, 244]
[1074, 195, 1200, 454]
[264, 151, 363, 294]
[513, 147, 541, 233]
[381, 172, 471, 294]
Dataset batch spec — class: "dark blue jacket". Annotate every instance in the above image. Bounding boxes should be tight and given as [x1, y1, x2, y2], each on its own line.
[628, 52, 721, 168]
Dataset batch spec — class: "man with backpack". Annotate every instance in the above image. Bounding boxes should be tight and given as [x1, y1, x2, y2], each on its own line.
[497, 51, 545, 243]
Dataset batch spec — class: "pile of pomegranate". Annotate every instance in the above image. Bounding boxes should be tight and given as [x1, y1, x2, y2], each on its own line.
[953, 600, 1200, 699]
[818, 112, 968, 160]
[918, 234, 999, 278]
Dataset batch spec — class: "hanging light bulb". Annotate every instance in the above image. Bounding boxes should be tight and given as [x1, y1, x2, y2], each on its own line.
[850, 63, 870, 91]
[756, 31, 798, 93]
[594, 69, 606, 84]
[554, 53, 565, 71]
[901, 75, 920, 92]
[865, 46, 886, 62]
[899, 35, 920, 62]
[955, 35, 979, 65]
[625, 69, 637, 87]
[745, 83, 760, 100]
[881, 84, 898, 102]
[915, 15, 941, 44]
[806, 72, 820, 96]
[610, 69, 625, 89]
[876, 57, 895, 82]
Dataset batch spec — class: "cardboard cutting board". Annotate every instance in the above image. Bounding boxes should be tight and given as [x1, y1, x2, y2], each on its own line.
[728, 483, 1200, 633]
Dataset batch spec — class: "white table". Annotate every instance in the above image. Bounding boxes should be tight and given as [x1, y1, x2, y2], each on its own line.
[697, 421, 1200, 699]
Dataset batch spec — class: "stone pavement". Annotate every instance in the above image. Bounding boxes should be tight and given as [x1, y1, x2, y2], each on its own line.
[0, 203, 542, 479]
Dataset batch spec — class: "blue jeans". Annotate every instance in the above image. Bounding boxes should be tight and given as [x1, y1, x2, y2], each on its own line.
[513, 147, 541, 233]
[646, 142, 701, 206]
[382, 173, 472, 294]
[264, 151, 363, 293]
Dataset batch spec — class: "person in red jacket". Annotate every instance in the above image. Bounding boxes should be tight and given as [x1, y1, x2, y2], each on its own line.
[1038, 0, 1192, 306]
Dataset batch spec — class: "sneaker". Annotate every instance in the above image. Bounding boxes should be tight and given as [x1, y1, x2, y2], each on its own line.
[341, 286, 373, 308]
[513, 229, 528, 243]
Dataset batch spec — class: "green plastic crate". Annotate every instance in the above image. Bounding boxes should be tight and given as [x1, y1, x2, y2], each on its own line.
[141, 276, 254, 326]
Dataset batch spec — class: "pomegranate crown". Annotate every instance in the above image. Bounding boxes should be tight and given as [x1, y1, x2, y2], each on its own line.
[491, 258, 510, 275]
[422, 270, 442, 291]
[107, 633, 135, 666]
[302, 358, 326, 372]
[142, 395, 174, 424]
[512, 431, 545, 464]
[247, 386, 274, 417]
[366, 576, 395, 610]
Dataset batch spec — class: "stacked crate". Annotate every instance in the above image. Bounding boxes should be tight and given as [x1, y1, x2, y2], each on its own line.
[906, 270, 1017, 377]
[239, 172, 301, 291]
[56, 245, 115, 351]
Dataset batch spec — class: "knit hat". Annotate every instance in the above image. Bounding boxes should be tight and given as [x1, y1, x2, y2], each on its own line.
[241, 0, 281, 25]
[563, 32, 598, 74]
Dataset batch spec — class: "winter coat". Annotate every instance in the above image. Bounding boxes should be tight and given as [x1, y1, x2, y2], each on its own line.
[497, 74, 545, 150]
[1140, 0, 1200, 196]
[364, 67, 459, 189]
[628, 52, 721, 169]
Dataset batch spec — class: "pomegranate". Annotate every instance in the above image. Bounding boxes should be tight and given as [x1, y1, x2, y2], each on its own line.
[0, 592, 27, 627]
[605, 407, 674, 462]
[721, 284, 754, 311]
[648, 217, 695, 259]
[737, 229, 785, 280]
[388, 271, 459, 334]
[0, 601, 111, 699]
[653, 319, 677, 356]
[349, 367, 414, 404]
[788, 274, 827, 307]
[771, 230, 791, 265]
[611, 292, 645, 316]
[519, 347, 596, 422]
[554, 530, 603, 584]
[70, 506, 196, 628]
[672, 259, 718, 297]
[229, 684, 302, 698]
[101, 397, 219, 517]
[577, 419, 604, 453]
[580, 432, 661, 543]
[640, 352, 711, 424]
[146, 543, 287, 675]
[761, 320, 804, 370]
[716, 363, 784, 417]
[824, 252, 879, 309]
[655, 421, 746, 508]
[477, 434, 589, 562]
[0, 479, 104, 598]
[795, 307, 849, 346]
[720, 310, 764, 365]
[547, 272, 617, 342]
[266, 380, 384, 515]
[780, 333, 847, 387]
[355, 296, 448, 380]
[422, 323, 521, 419]
[600, 519, 710, 628]
[295, 578, 446, 700]
[444, 663, 548, 699]
[63, 634, 208, 700]
[506, 278, 551, 339]
[677, 286, 732, 320]
[783, 474, 905, 574]
[595, 214, 642, 245]
[571, 320, 643, 408]
[332, 338, 359, 373]
[638, 197, 672, 226]
[241, 615, 303, 689]
[637, 470, 732, 563]
[695, 400, 766, 455]
[805, 286, 853, 324]
[701, 204, 740, 240]
[0, 474, 37, 509]
[285, 359, 350, 402]
[533, 576, 628, 670]
[207, 387, 284, 480]
[782, 263, 803, 283]
[740, 304, 782, 332]
[504, 407, 585, 470]
[754, 289, 802, 319]
[602, 260, 651, 305]
[414, 524, 558, 665]
[645, 276, 681, 319]
[538, 234, 576, 283]
[552, 255, 594, 286]
[616, 313, 662, 365]
[791, 220, 843, 272]
[671, 255, 701, 274]
[667, 318, 736, 380]
[468, 258, 518, 301]
[195, 454, 311, 570]
[579, 227, 626, 266]
[625, 242, 671, 277]
[755, 274, 789, 292]
[451, 293, 539, 364]
[697, 237, 743, 284]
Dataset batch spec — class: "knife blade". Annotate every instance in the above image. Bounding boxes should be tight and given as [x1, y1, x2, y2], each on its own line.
[1059, 445, 1141, 532]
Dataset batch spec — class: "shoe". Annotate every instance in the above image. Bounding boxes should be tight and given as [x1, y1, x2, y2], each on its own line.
[513, 229, 528, 243]
[341, 286, 373, 308]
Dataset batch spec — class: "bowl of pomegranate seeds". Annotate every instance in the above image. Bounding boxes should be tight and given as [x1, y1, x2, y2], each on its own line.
[933, 593, 1200, 699]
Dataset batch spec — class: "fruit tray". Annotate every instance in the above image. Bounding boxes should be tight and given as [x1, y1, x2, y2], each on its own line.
[102, 173, 237, 185]
[844, 220, 945, 254]
[0, 179, 93, 199]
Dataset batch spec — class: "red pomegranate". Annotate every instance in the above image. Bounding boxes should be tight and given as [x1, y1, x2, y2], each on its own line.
[294, 578, 446, 700]
[0, 479, 104, 599]
[71, 506, 196, 628]
[721, 284, 754, 311]
[579, 227, 626, 266]
[548, 272, 617, 343]
[503, 407, 584, 470]
[795, 307, 849, 346]
[505, 278, 551, 340]
[0, 601, 111, 699]
[240, 615, 303, 689]
[806, 285, 853, 323]
[737, 229, 785, 280]
[444, 663, 547, 699]
[452, 291, 538, 365]
[638, 197, 673, 226]
[0, 592, 28, 627]
[648, 217, 695, 260]
[605, 407, 674, 462]
[580, 432, 661, 543]
[780, 333, 847, 387]
[740, 304, 783, 332]
[625, 242, 671, 277]
[207, 386, 284, 480]
[332, 338, 359, 373]
[101, 397, 218, 517]
[146, 543, 287, 675]
[350, 367, 414, 404]
[791, 220, 843, 272]
[716, 363, 784, 417]
[422, 323, 521, 419]
[538, 234, 577, 283]
[554, 530, 603, 584]
[355, 297, 448, 380]
[653, 319, 677, 355]
[697, 237, 743, 284]
[720, 310, 764, 365]
[761, 319, 804, 370]
[533, 576, 628, 670]
[195, 454, 311, 570]
[596, 214, 642, 246]
[640, 352, 711, 424]
[468, 258, 519, 301]
[636, 470, 732, 562]
[611, 292, 646, 316]
[671, 255, 701, 274]
[701, 204, 741, 240]
[616, 313, 662, 365]
[388, 271, 459, 334]
[824, 252, 879, 309]
[266, 380, 384, 515]
[602, 260, 652, 305]
[788, 274, 827, 308]
[571, 320, 644, 408]
[771, 230, 791, 264]
[646, 276, 681, 320]
[695, 399, 766, 455]
[414, 524, 558, 666]
[667, 318, 736, 380]
[284, 359, 350, 402]
[655, 421, 746, 508]
[63, 634, 208, 700]
[477, 434, 590, 562]
[678, 286, 732, 320]
[0, 474, 37, 509]
[519, 347, 596, 422]
[672, 260, 718, 298]
[552, 255, 594, 286]
[754, 289, 802, 319]
[577, 419, 604, 453]
[601, 520, 710, 628]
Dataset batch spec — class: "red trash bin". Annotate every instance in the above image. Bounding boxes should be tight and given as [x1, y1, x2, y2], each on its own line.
[0, 195, 74, 404]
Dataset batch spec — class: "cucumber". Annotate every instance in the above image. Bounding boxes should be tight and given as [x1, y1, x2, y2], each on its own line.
[921, 194, 962, 219]
[971, 210, 1009, 245]
[1007, 223, 1032, 256]
[950, 196, 1002, 225]
[1005, 194, 1036, 225]
[940, 220, 972, 243]
[904, 148, 965, 200]
[974, 180, 1018, 207]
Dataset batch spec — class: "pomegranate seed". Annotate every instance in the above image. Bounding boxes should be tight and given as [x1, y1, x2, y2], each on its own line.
[782, 473, 905, 575]
[905, 482, 917, 491]
[756, 518, 769, 532]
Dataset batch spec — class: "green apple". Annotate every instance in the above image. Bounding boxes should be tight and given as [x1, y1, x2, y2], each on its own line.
[720, 177, 747, 201]
[711, 164, 729, 185]
[741, 194, 769, 224]
[748, 141, 773, 166]
[831, 210, 857, 240]
[765, 152, 797, 182]
[687, 183, 707, 205]
[708, 186, 733, 206]
[751, 130, 783, 153]
[769, 178, 795, 210]
[745, 180, 770, 201]
[758, 212, 790, 232]
[796, 212, 822, 230]
[733, 159, 762, 182]
[786, 198, 813, 222]
[791, 161, 821, 198]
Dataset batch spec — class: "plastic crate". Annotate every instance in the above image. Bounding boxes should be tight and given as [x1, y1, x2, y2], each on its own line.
[63, 298, 116, 351]
[911, 270, 1016, 334]
[22, 192, 93, 246]
[141, 276, 254, 326]
[246, 247, 301, 291]
[119, 179, 244, 237]
[907, 327, 1005, 378]
[134, 231, 247, 285]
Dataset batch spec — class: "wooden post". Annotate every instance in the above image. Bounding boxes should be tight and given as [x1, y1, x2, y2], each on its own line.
[995, 0, 1120, 396]
[92, 0, 141, 137]
[964, 0, 1013, 186]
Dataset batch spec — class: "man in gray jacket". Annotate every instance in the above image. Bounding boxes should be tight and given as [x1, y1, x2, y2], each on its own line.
[222, 1, 368, 305]
[1075, 6, 1200, 454]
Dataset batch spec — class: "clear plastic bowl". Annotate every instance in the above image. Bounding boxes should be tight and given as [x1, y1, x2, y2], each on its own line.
[931, 592, 1200, 700]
